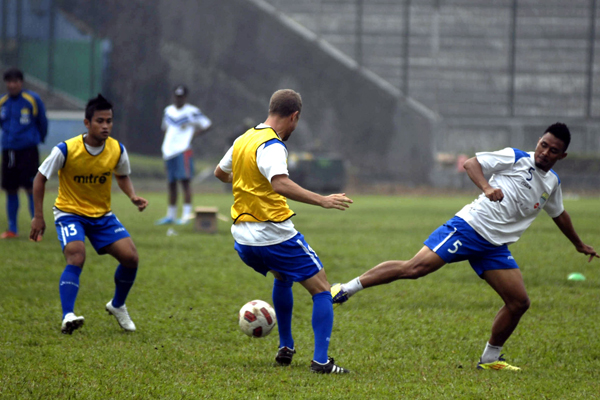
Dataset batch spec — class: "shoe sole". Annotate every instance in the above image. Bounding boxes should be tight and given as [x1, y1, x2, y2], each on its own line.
[61, 319, 84, 335]
[275, 356, 293, 366]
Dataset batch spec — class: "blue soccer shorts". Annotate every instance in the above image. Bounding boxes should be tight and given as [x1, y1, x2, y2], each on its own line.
[55, 213, 131, 254]
[234, 232, 324, 283]
[423, 216, 519, 277]
[165, 149, 194, 183]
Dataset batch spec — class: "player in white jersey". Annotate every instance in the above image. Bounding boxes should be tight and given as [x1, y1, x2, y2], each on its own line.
[332, 123, 598, 371]
[156, 85, 212, 225]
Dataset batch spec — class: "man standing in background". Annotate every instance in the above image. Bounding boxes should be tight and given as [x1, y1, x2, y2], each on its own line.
[0, 68, 48, 239]
[155, 85, 212, 225]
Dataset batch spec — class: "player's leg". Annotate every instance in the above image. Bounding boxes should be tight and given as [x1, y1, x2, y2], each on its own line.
[2, 149, 20, 237]
[300, 269, 349, 373]
[101, 237, 139, 332]
[22, 146, 39, 219]
[88, 214, 138, 331]
[3, 189, 19, 236]
[178, 179, 193, 224]
[176, 150, 194, 224]
[103, 237, 139, 307]
[333, 246, 446, 306]
[233, 242, 297, 364]
[299, 269, 333, 364]
[155, 157, 179, 225]
[59, 239, 87, 334]
[272, 275, 295, 365]
[478, 268, 529, 370]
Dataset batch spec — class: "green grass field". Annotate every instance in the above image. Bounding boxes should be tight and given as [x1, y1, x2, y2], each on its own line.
[1, 190, 599, 399]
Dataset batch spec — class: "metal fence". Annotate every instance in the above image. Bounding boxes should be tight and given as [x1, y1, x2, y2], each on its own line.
[267, 0, 600, 119]
[0, 0, 105, 104]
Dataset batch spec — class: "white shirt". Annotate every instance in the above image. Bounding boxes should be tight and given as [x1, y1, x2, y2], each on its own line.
[38, 137, 131, 220]
[219, 123, 298, 246]
[161, 104, 212, 160]
[456, 147, 564, 246]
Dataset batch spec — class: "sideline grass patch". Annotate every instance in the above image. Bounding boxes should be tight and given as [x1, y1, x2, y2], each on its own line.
[1, 193, 599, 399]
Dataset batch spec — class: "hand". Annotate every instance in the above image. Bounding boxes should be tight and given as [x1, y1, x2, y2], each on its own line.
[484, 187, 504, 202]
[30, 216, 46, 242]
[131, 196, 148, 212]
[575, 243, 599, 262]
[320, 193, 353, 211]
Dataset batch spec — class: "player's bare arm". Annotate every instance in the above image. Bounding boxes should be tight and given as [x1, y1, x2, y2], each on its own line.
[115, 175, 148, 212]
[271, 174, 352, 211]
[552, 210, 599, 262]
[30, 172, 48, 241]
[463, 157, 504, 202]
[214, 165, 232, 183]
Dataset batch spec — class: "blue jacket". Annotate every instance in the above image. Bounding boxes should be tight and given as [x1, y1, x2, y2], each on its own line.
[0, 89, 48, 150]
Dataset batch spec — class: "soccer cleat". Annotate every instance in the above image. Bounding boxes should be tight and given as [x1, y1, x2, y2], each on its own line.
[477, 355, 521, 371]
[275, 346, 296, 366]
[174, 217, 190, 225]
[310, 357, 350, 374]
[61, 313, 85, 335]
[106, 301, 136, 332]
[1, 231, 18, 239]
[154, 217, 174, 225]
[331, 283, 349, 309]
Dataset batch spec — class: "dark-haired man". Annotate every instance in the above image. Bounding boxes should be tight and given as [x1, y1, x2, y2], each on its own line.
[332, 122, 598, 371]
[1, 68, 48, 238]
[155, 85, 212, 225]
[215, 89, 353, 374]
[30, 94, 148, 334]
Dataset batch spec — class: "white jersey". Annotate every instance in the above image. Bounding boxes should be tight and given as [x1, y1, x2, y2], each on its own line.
[456, 147, 564, 246]
[38, 136, 131, 220]
[161, 104, 212, 160]
[218, 123, 298, 246]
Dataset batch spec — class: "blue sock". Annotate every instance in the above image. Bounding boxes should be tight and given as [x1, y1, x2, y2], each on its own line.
[59, 265, 82, 319]
[7, 193, 18, 233]
[312, 291, 333, 364]
[112, 264, 137, 308]
[272, 279, 294, 349]
[27, 192, 34, 218]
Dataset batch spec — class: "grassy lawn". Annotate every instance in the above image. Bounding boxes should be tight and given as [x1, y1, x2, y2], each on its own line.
[1, 190, 599, 399]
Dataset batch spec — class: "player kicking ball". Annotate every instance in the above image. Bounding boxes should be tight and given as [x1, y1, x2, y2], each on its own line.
[215, 89, 352, 373]
[332, 122, 598, 370]
[30, 94, 148, 334]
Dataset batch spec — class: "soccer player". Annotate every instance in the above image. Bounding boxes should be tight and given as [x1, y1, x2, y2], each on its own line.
[332, 122, 598, 371]
[214, 89, 353, 374]
[0, 68, 48, 239]
[155, 85, 212, 225]
[29, 94, 148, 334]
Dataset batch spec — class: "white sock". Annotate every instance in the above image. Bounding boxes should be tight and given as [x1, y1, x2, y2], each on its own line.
[182, 203, 193, 219]
[167, 205, 177, 220]
[342, 277, 364, 297]
[481, 342, 502, 363]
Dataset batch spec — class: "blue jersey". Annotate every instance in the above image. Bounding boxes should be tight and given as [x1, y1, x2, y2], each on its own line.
[0, 89, 48, 150]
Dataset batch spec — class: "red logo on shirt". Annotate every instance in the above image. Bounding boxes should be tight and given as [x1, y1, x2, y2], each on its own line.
[534, 203, 540, 209]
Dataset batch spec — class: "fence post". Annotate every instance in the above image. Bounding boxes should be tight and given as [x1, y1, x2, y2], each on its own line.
[508, 0, 518, 117]
[1, 0, 7, 65]
[402, 0, 411, 96]
[355, 0, 363, 67]
[47, 0, 56, 92]
[586, 0, 597, 118]
[16, 0, 22, 68]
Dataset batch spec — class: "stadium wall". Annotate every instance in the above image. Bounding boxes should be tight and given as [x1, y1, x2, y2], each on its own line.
[57, 0, 436, 185]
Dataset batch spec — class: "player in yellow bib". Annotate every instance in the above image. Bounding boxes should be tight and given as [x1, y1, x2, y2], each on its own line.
[30, 94, 148, 334]
[215, 89, 353, 373]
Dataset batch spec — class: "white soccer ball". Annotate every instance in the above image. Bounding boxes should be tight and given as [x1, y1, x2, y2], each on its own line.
[238, 300, 277, 338]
